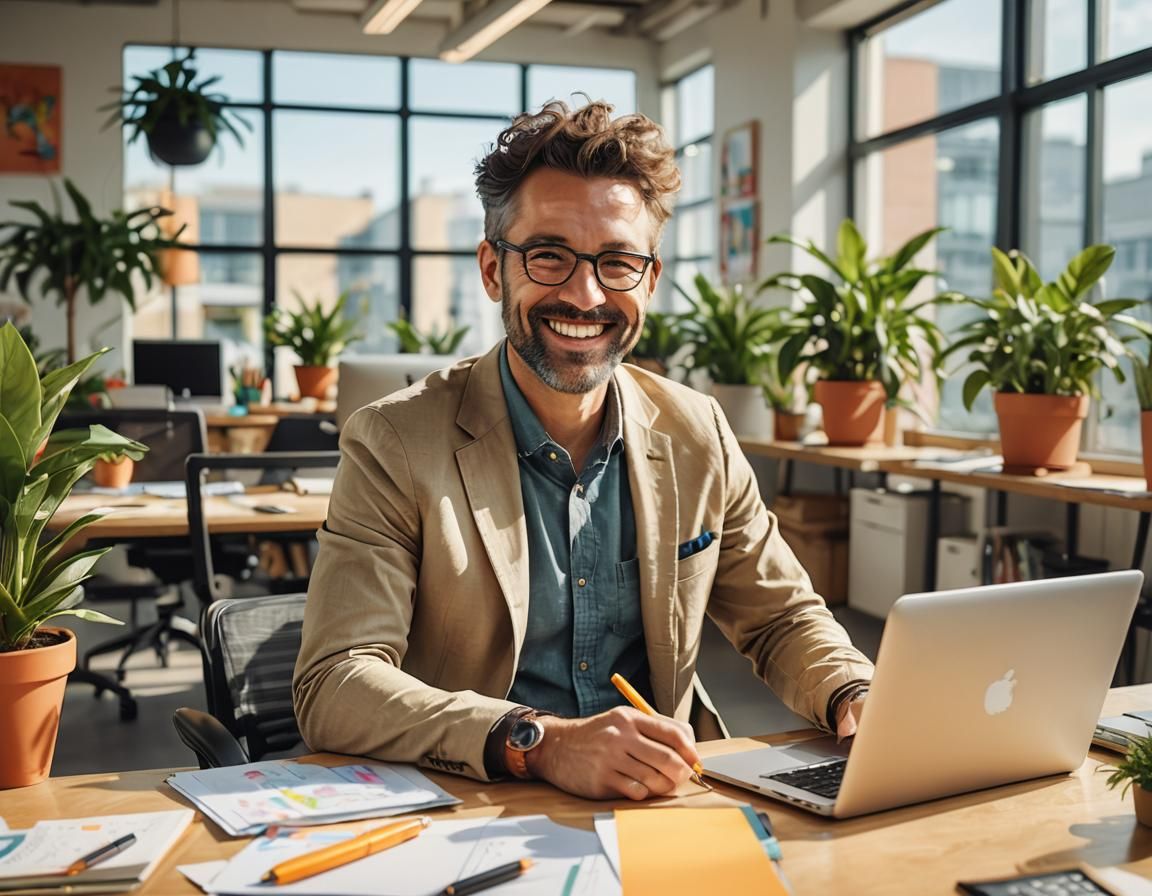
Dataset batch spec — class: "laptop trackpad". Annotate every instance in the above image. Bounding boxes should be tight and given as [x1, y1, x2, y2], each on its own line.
[759, 736, 850, 773]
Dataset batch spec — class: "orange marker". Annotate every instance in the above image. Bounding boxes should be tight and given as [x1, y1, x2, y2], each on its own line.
[610, 672, 713, 791]
[261, 816, 431, 885]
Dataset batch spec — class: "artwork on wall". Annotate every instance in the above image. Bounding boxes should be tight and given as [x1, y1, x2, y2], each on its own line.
[721, 120, 758, 200]
[720, 198, 759, 283]
[0, 63, 62, 174]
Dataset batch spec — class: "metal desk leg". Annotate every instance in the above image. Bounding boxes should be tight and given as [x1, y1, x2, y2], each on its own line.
[925, 479, 941, 591]
[1123, 511, 1150, 685]
[995, 491, 1007, 526]
[1065, 503, 1079, 559]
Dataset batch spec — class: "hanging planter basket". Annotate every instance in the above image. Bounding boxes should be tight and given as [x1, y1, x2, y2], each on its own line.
[146, 111, 216, 166]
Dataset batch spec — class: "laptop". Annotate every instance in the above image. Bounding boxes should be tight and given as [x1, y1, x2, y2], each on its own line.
[703, 570, 1143, 819]
[336, 354, 454, 430]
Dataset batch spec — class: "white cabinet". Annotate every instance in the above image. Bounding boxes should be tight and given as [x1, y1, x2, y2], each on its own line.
[936, 535, 982, 591]
[848, 489, 969, 618]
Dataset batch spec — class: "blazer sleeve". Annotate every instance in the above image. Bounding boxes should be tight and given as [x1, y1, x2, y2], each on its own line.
[292, 407, 520, 781]
[702, 400, 875, 730]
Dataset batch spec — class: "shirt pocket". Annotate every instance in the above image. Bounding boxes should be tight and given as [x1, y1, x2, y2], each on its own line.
[611, 558, 644, 637]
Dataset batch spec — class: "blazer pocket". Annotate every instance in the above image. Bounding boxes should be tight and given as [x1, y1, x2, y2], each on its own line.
[676, 540, 718, 583]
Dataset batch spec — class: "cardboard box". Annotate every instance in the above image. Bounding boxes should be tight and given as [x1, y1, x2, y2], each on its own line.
[771, 494, 849, 605]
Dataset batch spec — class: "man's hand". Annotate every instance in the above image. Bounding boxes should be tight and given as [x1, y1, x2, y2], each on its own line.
[836, 693, 866, 741]
[524, 707, 701, 800]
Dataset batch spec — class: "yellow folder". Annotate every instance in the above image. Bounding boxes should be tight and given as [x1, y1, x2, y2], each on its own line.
[615, 806, 788, 895]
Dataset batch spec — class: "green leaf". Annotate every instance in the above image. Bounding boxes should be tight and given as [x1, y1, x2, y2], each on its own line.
[836, 219, 866, 282]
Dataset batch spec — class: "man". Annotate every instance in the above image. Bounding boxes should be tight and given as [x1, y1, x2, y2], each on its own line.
[293, 100, 873, 801]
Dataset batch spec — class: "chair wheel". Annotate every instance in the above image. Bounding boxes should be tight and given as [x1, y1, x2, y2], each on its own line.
[119, 699, 138, 721]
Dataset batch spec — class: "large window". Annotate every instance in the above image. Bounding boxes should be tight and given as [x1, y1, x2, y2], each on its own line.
[659, 65, 715, 310]
[123, 48, 635, 396]
[851, 0, 1152, 455]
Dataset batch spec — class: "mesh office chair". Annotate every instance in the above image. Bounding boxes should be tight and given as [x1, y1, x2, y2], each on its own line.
[172, 592, 307, 768]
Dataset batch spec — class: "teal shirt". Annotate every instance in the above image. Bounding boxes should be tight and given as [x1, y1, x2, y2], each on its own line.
[499, 344, 650, 717]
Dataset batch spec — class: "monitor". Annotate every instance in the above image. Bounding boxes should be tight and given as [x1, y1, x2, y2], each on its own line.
[337, 354, 454, 429]
[132, 339, 224, 401]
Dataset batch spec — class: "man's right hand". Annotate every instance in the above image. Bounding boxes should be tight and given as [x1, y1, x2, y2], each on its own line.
[523, 707, 701, 800]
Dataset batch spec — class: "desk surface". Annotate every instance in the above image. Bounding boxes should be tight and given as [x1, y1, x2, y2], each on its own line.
[738, 438, 962, 472]
[5, 686, 1152, 894]
[47, 491, 328, 540]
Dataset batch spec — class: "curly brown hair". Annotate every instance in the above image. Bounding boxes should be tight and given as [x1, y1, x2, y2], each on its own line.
[474, 99, 681, 246]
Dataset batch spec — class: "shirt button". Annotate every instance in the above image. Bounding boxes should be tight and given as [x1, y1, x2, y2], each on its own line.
[579, 661, 589, 671]
[577, 577, 586, 587]
[548, 451, 558, 461]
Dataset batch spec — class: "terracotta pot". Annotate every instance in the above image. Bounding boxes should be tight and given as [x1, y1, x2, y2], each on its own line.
[1134, 785, 1152, 827]
[993, 392, 1089, 471]
[774, 411, 805, 442]
[1142, 410, 1152, 491]
[92, 456, 134, 489]
[711, 383, 773, 439]
[0, 628, 76, 788]
[813, 380, 886, 446]
[294, 365, 337, 400]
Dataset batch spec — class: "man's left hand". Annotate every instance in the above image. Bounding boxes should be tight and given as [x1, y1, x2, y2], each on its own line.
[836, 693, 866, 741]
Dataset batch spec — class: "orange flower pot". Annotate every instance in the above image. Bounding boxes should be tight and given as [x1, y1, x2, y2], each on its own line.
[0, 628, 76, 789]
[774, 411, 805, 442]
[993, 392, 1089, 471]
[813, 380, 886, 446]
[92, 456, 135, 489]
[1142, 410, 1152, 491]
[294, 365, 337, 400]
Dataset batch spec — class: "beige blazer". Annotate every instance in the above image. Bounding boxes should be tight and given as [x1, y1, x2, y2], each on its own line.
[293, 344, 874, 780]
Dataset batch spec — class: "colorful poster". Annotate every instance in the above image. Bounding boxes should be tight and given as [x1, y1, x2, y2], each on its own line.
[0, 63, 62, 174]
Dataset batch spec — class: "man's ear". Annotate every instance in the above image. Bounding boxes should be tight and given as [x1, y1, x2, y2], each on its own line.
[646, 256, 663, 294]
[478, 240, 502, 303]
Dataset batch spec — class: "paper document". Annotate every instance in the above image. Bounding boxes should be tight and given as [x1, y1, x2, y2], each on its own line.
[287, 477, 334, 496]
[0, 809, 193, 893]
[198, 814, 617, 896]
[166, 760, 459, 837]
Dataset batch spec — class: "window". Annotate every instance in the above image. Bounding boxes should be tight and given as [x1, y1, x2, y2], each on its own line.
[850, 0, 1152, 455]
[659, 65, 716, 310]
[122, 49, 636, 396]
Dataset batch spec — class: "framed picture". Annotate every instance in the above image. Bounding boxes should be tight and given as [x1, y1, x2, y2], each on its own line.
[0, 64, 61, 174]
[721, 120, 758, 200]
[720, 199, 759, 283]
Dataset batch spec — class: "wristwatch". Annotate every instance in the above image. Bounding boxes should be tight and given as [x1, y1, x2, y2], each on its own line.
[504, 712, 547, 779]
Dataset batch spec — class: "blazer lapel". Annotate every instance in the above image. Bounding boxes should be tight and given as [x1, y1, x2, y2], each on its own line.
[455, 347, 530, 652]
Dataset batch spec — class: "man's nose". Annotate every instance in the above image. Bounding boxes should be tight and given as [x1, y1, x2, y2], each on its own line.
[558, 258, 608, 311]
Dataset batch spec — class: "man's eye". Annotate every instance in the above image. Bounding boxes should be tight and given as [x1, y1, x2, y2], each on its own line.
[602, 255, 643, 272]
[527, 248, 568, 262]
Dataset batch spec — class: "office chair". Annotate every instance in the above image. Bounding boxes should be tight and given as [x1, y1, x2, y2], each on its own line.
[185, 451, 340, 604]
[56, 408, 208, 717]
[172, 592, 307, 768]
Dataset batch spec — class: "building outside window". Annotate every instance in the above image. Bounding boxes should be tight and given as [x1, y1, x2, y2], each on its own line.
[851, 0, 1152, 454]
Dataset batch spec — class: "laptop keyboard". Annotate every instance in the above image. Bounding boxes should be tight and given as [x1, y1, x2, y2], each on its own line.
[763, 758, 847, 799]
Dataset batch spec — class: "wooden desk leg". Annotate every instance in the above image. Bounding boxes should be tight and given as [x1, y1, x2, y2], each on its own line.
[925, 480, 941, 591]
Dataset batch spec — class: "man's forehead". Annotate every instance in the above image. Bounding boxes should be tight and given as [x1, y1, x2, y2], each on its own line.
[510, 170, 655, 243]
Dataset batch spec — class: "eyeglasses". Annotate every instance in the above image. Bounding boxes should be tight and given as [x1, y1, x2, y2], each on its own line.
[495, 239, 656, 293]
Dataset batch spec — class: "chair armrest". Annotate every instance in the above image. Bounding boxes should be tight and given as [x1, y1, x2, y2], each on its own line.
[172, 707, 250, 769]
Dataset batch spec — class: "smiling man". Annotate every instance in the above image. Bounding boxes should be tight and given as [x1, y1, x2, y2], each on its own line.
[293, 100, 873, 801]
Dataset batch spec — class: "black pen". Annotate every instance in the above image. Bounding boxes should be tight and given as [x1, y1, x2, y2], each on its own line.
[441, 858, 533, 895]
[65, 833, 137, 876]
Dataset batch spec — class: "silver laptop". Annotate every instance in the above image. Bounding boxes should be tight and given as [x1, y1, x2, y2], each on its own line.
[336, 354, 454, 430]
[703, 570, 1143, 818]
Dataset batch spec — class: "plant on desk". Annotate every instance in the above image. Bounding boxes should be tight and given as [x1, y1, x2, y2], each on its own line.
[1135, 343, 1152, 490]
[758, 219, 950, 447]
[1104, 732, 1152, 826]
[0, 322, 147, 789]
[942, 245, 1150, 473]
[386, 317, 470, 355]
[265, 290, 364, 400]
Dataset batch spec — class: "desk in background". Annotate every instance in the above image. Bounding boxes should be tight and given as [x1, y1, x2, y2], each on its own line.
[4, 685, 1152, 895]
[204, 403, 337, 454]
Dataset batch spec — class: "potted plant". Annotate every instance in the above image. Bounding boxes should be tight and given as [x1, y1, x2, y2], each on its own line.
[0, 322, 147, 788]
[1132, 342, 1152, 489]
[943, 246, 1150, 472]
[265, 290, 364, 400]
[678, 274, 782, 439]
[759, 219, 949, 447]
[105, 49, 251, 166]
[1105, 731, 1152, 826]
[763, 362, 807, 441]
[386, 317, 470, 355]
[626, 310, 692, 378]
[0, 179, 182, 364]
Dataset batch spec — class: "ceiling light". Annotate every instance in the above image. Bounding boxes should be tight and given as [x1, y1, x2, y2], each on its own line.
[438, 0, 553, 63]
[361, 0, 424, 34]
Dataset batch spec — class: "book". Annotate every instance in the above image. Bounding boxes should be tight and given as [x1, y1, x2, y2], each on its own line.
[0, 809, 193, 894]
[165, 760, 460, 837]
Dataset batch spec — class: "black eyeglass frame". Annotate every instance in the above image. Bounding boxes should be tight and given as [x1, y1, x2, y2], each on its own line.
[494, 239, 657, 293]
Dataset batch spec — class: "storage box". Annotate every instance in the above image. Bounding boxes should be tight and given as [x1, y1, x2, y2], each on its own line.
[772, 494, 849, 605]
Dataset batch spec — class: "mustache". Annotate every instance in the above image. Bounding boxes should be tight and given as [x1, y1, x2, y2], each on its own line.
[527, 302, 627, 326]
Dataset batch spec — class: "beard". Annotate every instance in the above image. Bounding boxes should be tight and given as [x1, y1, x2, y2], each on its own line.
[501, 281, 640, 395]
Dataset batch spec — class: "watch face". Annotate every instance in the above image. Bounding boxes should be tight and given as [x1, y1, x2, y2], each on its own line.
[508, 717, 544, 752]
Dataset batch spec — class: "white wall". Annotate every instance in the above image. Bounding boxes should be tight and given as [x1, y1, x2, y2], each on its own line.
[0, 0, 659, 366]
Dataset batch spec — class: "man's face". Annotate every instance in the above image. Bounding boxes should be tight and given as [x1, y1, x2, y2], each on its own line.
[478, 168, 662, 395]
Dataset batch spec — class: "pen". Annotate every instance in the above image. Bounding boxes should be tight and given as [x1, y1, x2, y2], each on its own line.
[441, 858, 533, 896]
[65, 833, 137, 876]
[610, 672, 714, 791]
[260, 816, 430, 885]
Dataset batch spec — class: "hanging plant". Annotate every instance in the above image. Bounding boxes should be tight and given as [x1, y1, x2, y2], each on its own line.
[103, 49, 251, 166]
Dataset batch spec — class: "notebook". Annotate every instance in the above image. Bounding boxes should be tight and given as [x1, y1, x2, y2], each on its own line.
[704, 570, 1143, 819]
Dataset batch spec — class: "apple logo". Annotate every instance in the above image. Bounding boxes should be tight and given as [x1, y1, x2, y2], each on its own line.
[984, 669, 1016, 716]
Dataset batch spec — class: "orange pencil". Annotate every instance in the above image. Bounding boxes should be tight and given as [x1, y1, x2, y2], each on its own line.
[261, 816, 431, 885]
[610, 672, 713, 791]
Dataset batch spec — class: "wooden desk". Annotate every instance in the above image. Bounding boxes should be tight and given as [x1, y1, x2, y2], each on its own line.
[47, 491, 329, 542]
[203, 415, 280, 454]
[738, 438, 966, 475]
[5, 686, 1152, 895]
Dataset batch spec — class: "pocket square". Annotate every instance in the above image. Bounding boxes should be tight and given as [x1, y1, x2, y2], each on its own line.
[677, 530, 718, 560]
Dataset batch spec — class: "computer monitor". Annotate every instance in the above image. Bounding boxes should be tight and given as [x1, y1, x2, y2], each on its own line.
[132, 339, 224, 401]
